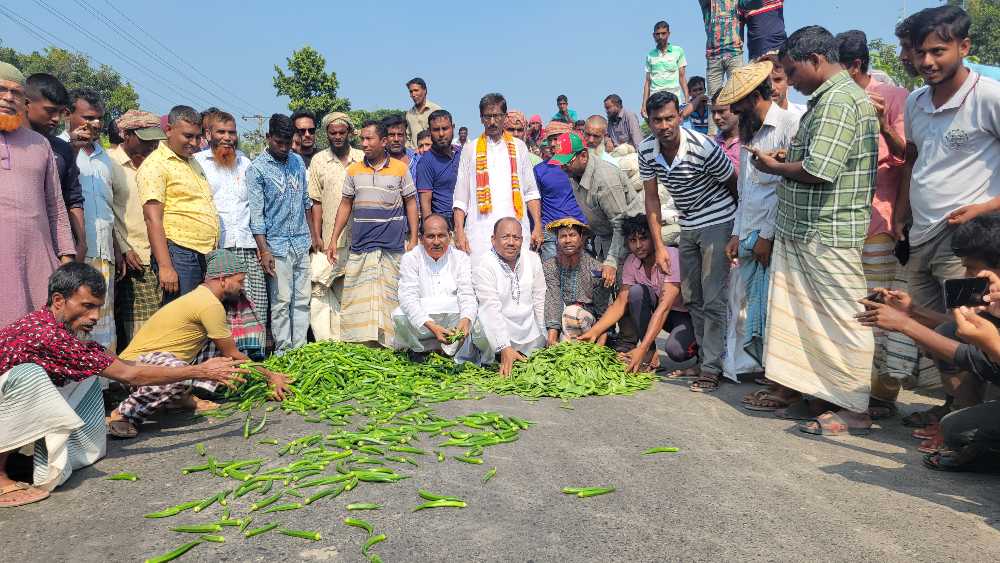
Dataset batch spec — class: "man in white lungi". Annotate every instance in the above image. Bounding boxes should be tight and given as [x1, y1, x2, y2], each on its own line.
[393, 214, 476, 357]
[471, 218, 547, 376]
[453, 92, 543, 267]
[0, 263, 244, 507]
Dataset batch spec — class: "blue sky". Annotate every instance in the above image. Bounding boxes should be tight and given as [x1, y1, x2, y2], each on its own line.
[3, 0, 938, 131]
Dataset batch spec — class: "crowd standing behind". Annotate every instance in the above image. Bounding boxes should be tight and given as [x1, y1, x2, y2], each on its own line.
[2, 3, 1000, 510]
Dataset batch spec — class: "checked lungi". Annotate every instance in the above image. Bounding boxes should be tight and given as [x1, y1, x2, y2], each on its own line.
[764, 237, 875, 413]
[341, 249, 401, 348]
[116, 264, 162, 348]
[115, 352, 190, 423]
[228, 247, 268, 327]
[85, 258, 116, 352]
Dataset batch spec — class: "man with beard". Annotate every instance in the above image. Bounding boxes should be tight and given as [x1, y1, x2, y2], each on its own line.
[290, 110, 317, 167]
[58, 89, 129, 352]
[138, 105, 220, 304]
[24, 73, 86, 261]
[382, 113, 420, 182]
[453, 93, 542, 266]
[405, 78, 441, 150]
[0, 62, 75, 328]
[604, 94, 643, 150]
[307, 112, 364, 341]
[0, 262, 247, 506]
[392, 214, 475, 358]
[527, 115, 543, 149]
[456, 126, 469, 148]
[416, 109, 462, 228]
[106, 250, 290, 438]
[715, 62, 799, 396]
[193, 112, 266, 342]
[891, 5, 1000, 432]
[248, 114, 313, 353]
[541, 218, 603, 345]
[471, 218, 546, 376]
[326, 120, 419, 348]
[746, 26, 879, 434]
[111, 110, 166, 347]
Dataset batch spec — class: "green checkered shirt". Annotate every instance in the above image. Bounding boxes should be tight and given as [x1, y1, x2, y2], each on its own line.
[776, 71, 879, 249]
[700, 0, 743, 57]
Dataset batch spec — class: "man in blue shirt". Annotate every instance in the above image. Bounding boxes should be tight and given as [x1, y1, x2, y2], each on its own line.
[415, 109, 461, 229]
[681, 76, 710, 134]
[247, 114, 313, 353]
[533, 132, 587, 260]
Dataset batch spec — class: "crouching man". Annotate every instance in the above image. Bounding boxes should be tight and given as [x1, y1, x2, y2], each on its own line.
[0, 263, 246, 507]
[471, 217, 546, 376]
[392, 214, 476, 358]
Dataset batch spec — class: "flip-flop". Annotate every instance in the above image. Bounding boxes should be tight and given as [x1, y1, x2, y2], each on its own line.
[743, 392, 795, 412]
[0, 481, 50, 508]
[798, 411, 872, 436]
[106, 417, 138, 439]
[912, 423, 940, 440]
[918, 432, 946, 454]
[753, 375, 772, 386]
[867, 399, 898, 420]
[689, 374, 720, 393]
[902, 405, 948, 428]
[922, 450, 972, 472]
[742, 388, 770, 404]
[664, 367, 700, 380]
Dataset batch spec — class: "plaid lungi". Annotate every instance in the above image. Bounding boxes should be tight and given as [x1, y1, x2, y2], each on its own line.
[764, 237, 875, 413]
[116, 352, 190, 423]
[228, 247, 268, 325]
[115, 264, 162, 347]
[561, 304, 596, 339]
[341, 249, 401, 347]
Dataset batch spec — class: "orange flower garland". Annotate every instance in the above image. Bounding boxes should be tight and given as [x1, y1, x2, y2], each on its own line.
[475, 133, 524, 219]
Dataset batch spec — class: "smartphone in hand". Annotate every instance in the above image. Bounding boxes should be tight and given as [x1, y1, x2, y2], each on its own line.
[945, 277, 989, 309]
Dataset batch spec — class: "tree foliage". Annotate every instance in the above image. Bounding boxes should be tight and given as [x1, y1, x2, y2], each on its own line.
[869, 38, 922, 91]
[239, 129, 266, 160]
[0, 42, 139, 121]
[273, 46, 350, 119]
[949, 0, 1000, 65]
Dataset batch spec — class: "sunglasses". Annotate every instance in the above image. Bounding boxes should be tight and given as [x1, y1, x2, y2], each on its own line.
[296, 127, 316, 135]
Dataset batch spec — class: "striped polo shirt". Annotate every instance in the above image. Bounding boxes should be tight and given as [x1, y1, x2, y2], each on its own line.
[343, 155, 417, 253]
[637, 128, 735, 230]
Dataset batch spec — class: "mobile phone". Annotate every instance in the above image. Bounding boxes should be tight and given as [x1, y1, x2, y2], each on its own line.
[591, 269, 603, 279]
[945, 277, 989, 309]
[864, 291, 885, 304]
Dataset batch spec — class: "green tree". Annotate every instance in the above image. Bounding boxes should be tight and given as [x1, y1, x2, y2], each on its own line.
[869, 38, 921, 91]
[273, 46, 350, 119]
[949, 0, 1000, 65]
[0, 42, 139, 121]
[240, 129, 266, 160]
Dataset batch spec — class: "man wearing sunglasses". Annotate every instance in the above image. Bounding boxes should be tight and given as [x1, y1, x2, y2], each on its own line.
[290, 109, 317, 168]
[0, 62, 76, 328]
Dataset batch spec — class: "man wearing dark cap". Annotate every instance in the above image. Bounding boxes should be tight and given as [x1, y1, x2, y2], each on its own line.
[24, 73, 87, 262]
[248, 114, 313, 353]
[111, 109, 166, 347]
[106, 249, 289, 438]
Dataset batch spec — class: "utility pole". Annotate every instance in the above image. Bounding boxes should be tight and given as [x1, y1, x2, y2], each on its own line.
[242, 114, 266, 138]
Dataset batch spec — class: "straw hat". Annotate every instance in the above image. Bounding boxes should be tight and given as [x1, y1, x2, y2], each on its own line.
[716, 61, 774, 106]
[545, 217, 590, 234]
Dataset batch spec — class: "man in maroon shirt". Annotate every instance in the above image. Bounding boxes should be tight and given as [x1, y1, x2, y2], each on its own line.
[0, 263, 246, 508]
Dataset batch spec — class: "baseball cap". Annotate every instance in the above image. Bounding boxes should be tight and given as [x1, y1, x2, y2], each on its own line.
[117, 109, 167, 141]
[548, 132, 586, 165]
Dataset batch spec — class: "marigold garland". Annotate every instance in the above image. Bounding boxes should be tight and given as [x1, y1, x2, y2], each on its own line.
[475, 133, 523, 219]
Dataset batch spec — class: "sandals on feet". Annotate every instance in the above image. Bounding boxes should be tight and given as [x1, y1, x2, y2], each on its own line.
[798, 411, 873, 436]
[918, 432, 946, 454]
[0, 481, 50, 508]
[689, 373, 720, 393]
[744, 392, 796, 412]
[902, 404, 948, 428]
[923, 450, 973, 472]
[106, 417, 138, 439]
[664, 367, 700, 380]
[912, 423, 940, 441]
[774, 400, 827, 421]
[867, 398, 898, 420]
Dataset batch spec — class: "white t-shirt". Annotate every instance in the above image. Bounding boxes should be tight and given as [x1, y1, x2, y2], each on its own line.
[905, 71, 1000, 245]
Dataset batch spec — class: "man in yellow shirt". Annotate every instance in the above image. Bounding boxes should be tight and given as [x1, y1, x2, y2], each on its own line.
[137, 105, 219, 304]
[106, 250, 288, 438]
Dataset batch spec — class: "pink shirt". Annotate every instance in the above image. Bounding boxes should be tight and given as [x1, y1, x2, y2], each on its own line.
[715, 133, 741, 171]
[865, 78, 908, 239]
[621, 246, 686, 312]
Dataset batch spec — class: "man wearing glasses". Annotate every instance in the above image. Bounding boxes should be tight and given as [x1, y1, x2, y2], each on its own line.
[0, 62, 76, 327]
[453, 93, 542, 266]
[290, 110, 317, 168]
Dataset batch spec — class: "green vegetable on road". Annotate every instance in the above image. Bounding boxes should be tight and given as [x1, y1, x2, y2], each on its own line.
[261, 502, 303, 514]
[642, 447, 680, 455]
[279, 528, 321, 541]
[344, 517, 374, 535]
[417, 490, 464, 502]
[106, 472, 138, 481]
[143, 501, 201, 519]
[143, 540, 202, 563]
[243, 522, 280, 538]
[195, 443, 206, 456]
[362, 534, 387, 555]
[170, 524, 222, 534]
[347, 503, 381, 511]
[482, 467, 497, 484]
[562, 486, 615, 498]
[413, 499, 467, 511]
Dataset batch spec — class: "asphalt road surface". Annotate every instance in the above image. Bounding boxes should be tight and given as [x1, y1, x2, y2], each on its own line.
[2, 378, 999, 562]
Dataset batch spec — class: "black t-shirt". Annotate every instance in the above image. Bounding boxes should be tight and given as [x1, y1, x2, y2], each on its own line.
[46, 134, 84, 209]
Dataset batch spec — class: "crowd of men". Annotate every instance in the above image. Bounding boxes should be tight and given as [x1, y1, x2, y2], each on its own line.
[1, 2, 999, 508]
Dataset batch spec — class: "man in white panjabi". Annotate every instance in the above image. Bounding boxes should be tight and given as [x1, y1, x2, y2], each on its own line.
[453, 92, 543, 267]
[471, 217, 546, 376]
[392, 214, 476, 357]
